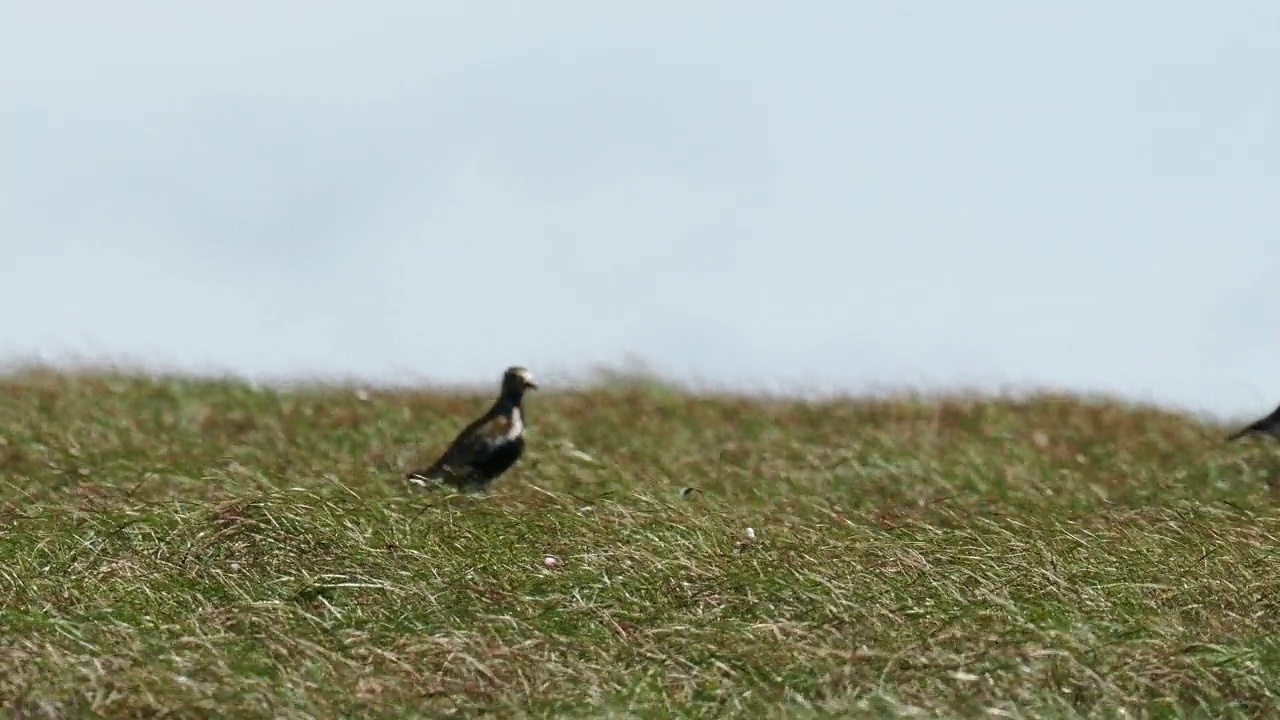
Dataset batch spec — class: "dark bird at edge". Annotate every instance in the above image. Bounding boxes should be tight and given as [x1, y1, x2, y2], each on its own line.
[1226, 402, 1280, 442]
[406, 366, 538, 493]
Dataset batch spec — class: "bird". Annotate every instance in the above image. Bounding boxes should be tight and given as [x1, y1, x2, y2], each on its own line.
[1226, 401, 1280, 442]
[405, 366, 538, 493]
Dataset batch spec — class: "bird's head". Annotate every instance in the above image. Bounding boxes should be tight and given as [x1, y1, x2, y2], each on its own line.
[501, 366, 538, 397]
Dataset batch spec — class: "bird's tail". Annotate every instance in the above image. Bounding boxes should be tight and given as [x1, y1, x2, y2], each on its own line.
[405, 469, 442, 490]
[1226, 425, 1256, 442]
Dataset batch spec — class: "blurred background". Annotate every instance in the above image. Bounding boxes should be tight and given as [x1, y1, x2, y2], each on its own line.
[2, 1, 1277, 420]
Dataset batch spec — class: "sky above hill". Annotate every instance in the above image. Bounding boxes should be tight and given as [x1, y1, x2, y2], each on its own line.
[3, 2, 1278, 420]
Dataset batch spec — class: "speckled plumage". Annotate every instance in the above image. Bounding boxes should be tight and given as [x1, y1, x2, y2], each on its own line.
[406, 366, 538, 493]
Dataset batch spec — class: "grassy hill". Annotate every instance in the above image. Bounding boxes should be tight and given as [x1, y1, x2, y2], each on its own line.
[2, 367, 1279, 718]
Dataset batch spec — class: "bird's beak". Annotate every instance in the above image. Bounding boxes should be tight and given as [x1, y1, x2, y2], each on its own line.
[525, 380, 538, 390]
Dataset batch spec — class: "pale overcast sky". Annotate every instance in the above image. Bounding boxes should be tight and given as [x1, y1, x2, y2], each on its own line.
[2, 2, 1278, 420]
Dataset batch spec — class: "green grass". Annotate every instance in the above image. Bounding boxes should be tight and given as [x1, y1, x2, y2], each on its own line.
[3, 367, 1280, 718]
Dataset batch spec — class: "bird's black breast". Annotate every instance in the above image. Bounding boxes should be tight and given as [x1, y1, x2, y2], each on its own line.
[472, 435, 525, 480]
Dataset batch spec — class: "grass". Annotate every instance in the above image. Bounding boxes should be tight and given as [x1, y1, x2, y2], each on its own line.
[2, 367, 1280, 718]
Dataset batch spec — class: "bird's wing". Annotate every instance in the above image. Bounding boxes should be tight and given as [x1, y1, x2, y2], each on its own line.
[411, 411, 516, 479]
